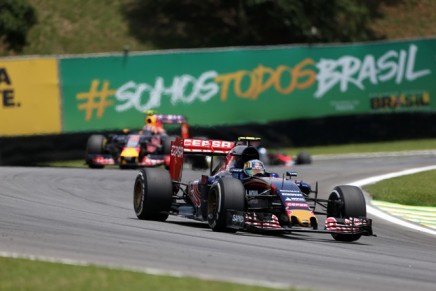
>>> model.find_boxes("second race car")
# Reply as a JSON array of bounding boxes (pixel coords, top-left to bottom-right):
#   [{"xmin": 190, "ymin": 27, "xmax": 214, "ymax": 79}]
[
  {"xmin": 85, "ymin": 112, "xmax": 189, "ymax": 169},
  {"xmin": 251, "ymin": 139, "xmax": 312, "ymax": 166}
]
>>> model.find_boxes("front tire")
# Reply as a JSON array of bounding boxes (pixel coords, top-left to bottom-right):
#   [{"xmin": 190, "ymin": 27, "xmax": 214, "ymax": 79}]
[
  {"xmin": 207, "ymin": 178, "xmax": 245, "ymax": 232},
  {"xmin": 86, "ymin": 135, "xmax": 106, "ymax": 169},
  {"xmin": 133, "ymin": 168, "xmax": 173, "ymax": 221},
  {"xmin": 327, "ymin": 185, "xmax": 366, "ymax": 242}
]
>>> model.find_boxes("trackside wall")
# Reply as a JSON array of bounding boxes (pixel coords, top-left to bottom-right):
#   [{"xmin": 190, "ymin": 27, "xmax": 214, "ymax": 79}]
[{"xmin": 1, "ymin": 38, "xmax": 436, "ymax": 164}]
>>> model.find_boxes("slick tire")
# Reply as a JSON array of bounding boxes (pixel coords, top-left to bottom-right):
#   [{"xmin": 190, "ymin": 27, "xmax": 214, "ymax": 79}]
[
  {"xmin": 207, "ymin": 178, "xmax": 245, "ymax": 232},
  {"xmin": 295, "ymin": 152, "xmax": 312, "ymax": 165},
  {"xmin": 86, "ymin": 134, "xmax": 106, "ymax": 169},
  {"xmin": 327, "ymin": 185, "xmax": 366, "ymax": 242},
  {"xmin": 162, "ymin": 135, "xmax": 177, "ymax": 155},
  {"xmin": 133, "ymin": 168, "xmax": 173, "ymax": 221}
]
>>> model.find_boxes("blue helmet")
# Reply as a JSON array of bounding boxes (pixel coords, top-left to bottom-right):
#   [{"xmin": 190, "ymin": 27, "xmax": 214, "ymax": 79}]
[{"xmin": 243, "ymin": 159, "xmax": 265, "ymax": 176}]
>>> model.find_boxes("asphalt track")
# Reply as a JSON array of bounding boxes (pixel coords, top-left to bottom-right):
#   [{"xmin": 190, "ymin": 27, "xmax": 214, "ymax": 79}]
[{"xmin": 1, "ymin": 153, "xmax": 436, "ymax": 291}]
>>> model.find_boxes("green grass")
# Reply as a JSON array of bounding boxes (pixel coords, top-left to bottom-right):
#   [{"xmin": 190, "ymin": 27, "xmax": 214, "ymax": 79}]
[
  {"xmin": 368, "ymin": 0, "xmax": 436, "ymax": 40},
  {"xmin": 22, "ymin": 0, "xmax": 154, "ymax": 56},
  {"xmin": 0, "ymin": 257, "xmax": 298, "ymax": 291},
  {"xmin": 1, "ymin": 0, "xmax": 435, "ymax": 56},
  {"xmin": 278, "ymin": 138, "xmax": 436, "ymax": 156},
  {"xmin": 364, "ymin": 170, "xmax": 436, "ymax": 207}
]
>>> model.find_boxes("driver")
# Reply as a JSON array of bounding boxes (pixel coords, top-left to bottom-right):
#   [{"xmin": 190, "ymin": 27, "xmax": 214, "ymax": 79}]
[
  {"xmin": 142, "ymin": 110, "xmax": 165, "ymax": 134},
  {"xmin": 243, "ymin": 159, "xmax": 266, "ymax": 177}
]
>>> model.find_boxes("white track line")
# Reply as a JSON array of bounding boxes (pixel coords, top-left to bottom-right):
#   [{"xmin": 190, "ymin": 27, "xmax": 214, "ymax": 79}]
[{"xmin": 347, "ymin": 165, "xmax": 436, "ymax": 236}]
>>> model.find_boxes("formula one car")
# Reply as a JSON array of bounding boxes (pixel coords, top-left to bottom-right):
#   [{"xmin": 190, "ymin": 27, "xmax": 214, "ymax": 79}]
[
  {"xmin": 257, "ymin": 146, "xmax": 312, "ymax": 167},
  {"xmin": 133, "ymin": 137, "xmax": 374, "ymax": 242},
  {"xmin": 85, "ymin": 114, "xmax": 189, "ymax": 169}
]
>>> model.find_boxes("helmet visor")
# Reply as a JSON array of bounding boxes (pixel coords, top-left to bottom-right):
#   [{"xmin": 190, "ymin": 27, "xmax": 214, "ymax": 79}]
[{"xmin": 245, "ymin": 168, "xmax": 265, "ymax": 176}]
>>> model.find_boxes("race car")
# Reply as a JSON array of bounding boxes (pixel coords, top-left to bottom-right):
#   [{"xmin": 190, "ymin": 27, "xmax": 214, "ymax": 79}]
[
  {"xmin": 133, "ymin": 137, "xmax": 374, "ymax": 242},
  {"xmin": 257, "ymin": 146, "xmax": 312, "ymax": 167},
  {"xmin": 85, "ymin": 114, "xmax": 189, "ymax": 169}
]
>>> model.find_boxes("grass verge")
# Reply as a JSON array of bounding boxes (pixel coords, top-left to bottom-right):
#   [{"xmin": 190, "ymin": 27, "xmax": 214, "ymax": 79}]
[
  {"xmin": 279, "ymin": 138, "xmax": 436, "ymax": 156},
  {"xmin": 0, "ymin": 257, "xmax": 297, "ymax": 291},
  {"xmin": 363, "ymin": 170, "xmax": 436, "ymax": 207}
]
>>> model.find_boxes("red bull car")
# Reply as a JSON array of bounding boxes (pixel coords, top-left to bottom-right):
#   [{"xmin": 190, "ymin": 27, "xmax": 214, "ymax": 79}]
[
  {"xmin": 133, "ymin": 137, "xmax": 374, "ymax": 242},
  {"xmin": 85, "ymin": 114, "xmax": 189, "ymax": 169}
]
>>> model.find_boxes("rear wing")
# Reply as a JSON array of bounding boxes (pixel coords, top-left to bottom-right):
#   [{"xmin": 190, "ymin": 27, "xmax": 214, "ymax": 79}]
[
  {"xmin": 156, "ymin": 114, "xmax": 186, "ymax": 124},
  {"xmin": 154, "ymin": 115, "xmax": 189, "ymax": 139},
  {"xmin": 183, "ymin": 138, "xmax": 234, "ymax": 155},
  {"xmin": 169, "ymin": 138, "xmax": 235, "ymax": 182}
]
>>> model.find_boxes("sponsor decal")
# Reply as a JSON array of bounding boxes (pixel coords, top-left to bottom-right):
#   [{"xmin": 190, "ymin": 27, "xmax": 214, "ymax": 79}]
[
  {"xmin": 1, "ymin": 59, "xmax": 61, "ymax": 135},
  {"xmin": 171, "ymin": 145, "xmax": 184, "ymax": 158},
  {"xmin": 280, "ymin": 189, "xmax": 301, "ymax": 193},
  {"xmin": 286, "ymin": 202, "xmax": 309, "ymax": 208},
  {"xmin": 285, "ymin": 197, "xmax": 305, "ymax": 201},
  {"xmin": 0, "ymin": 68, "xmax": 17, "ymax": 108},
  {"xmin": 290, "ymin": 197, "xmax": 306, "ymax": 202},
  {"xmin": 280, "ymin": 192, "xmax": 304, "ymax": 196},
  {"xmin": 232, "ymin": 214, "xmax": 245, "ymax": 224},
  {"xmin": 370, "ymin": 91, "xmax": 430, "ymax": 110},
  {"xmin": 184, "ymin": 139, "xmax": 233, "ymax": 149},
  {"xmin": 247, "ymin": 190, "xmax": 258, "ymax": 196}
]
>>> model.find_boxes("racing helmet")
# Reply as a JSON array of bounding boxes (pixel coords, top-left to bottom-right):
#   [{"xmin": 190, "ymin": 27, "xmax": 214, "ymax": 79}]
[
  {"xmin": 243, "ymin": 159, "xmax": 265, "ymax": 176},
  {"xmin": 145, "ymin": 114, "xmax": 157, "ymax": 127}
]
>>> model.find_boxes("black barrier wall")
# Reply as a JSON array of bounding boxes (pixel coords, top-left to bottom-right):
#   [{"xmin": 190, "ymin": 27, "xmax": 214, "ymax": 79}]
[{"xmin": 1, "ymin": 112, "xmax": 436, "ymax": 166}]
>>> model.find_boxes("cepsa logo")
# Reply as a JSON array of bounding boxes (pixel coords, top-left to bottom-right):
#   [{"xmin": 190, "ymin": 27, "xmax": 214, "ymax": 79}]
[
  {"xmin": 0, "ymin": 68, "xmax": 20, "ymax": 108},
  {"xmin": 184, "ymin": 139, "xmax": 234, "ymax": 149}
]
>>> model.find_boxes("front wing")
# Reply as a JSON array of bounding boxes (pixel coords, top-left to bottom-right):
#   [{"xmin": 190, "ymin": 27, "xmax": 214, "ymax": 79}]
[
  {"xmin": 226, "ymin": 210, "xmax": 374, "ymax": 236},
  {"xmin": 86, "ymin": 154, "xmax": 169, "ymax": 167}
]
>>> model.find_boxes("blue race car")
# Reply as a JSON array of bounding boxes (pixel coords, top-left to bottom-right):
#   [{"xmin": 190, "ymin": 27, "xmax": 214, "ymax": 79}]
[{"xmin": 133, "ymin": 137, "xmax": 374, "ymax": 242}]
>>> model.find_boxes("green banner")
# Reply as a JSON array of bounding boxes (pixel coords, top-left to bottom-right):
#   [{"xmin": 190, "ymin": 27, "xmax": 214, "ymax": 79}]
[{"xmin": 60, "ymin": 39, "xmax": 436, "ymax": 132}]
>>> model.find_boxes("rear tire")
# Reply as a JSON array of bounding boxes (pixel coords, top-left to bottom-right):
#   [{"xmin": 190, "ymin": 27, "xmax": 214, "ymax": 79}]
[
  {"xmin": 207, "ymin": 178, "xmax": 245, "ymax": 232},
  {"xmin": 327, "ymin": 185, "xmax": 366, "ymax": 242},
  {"xmin": 86, "ymin": 135, "xmax": 106, "ymax": 169},
  {"xmin": 162, "ymin": 135, "xmax": 177, "ymax": 155},
  {"xmin": 133, "ymin": 168, "xmax": 173, "ymax": 221},
  {"xmin": 295, "ymin": 152, "xmax": 311, "ymax": 165}
]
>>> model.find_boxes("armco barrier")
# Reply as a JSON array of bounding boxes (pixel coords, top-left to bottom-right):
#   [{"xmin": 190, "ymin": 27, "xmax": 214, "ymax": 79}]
[{"xmin": 2, "ymin": 112, "xmax": 436, "ymax": 165}]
